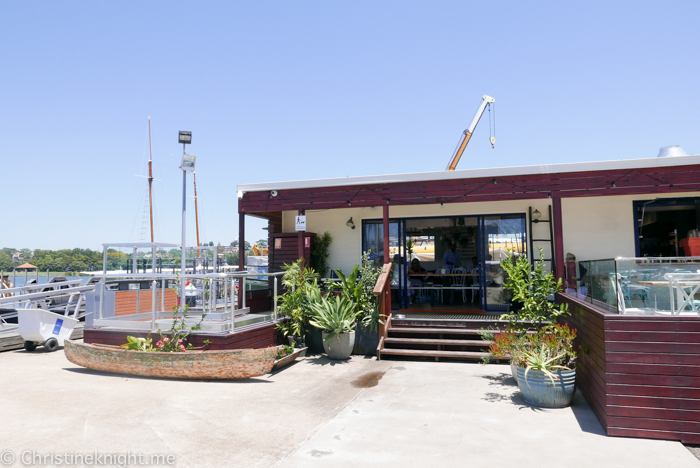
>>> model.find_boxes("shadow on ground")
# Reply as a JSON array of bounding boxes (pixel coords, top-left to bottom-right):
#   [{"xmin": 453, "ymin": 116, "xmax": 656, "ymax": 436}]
[
  {"xmin": 63, "ymin": 367, "xmax": 273, "ymax": 384},
  {"xmin": 478, "ymin": 368, "xmax": 609, "ymax": 436}
]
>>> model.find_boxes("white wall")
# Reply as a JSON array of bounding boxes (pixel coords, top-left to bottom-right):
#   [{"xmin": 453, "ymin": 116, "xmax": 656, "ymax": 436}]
[
  {"xmin": 561, "ymin": 191, "xmax": 700, "ymax": 261},
  {"xmin": 281, "ymin": 190, "xmax": 700, "ymax": 273}
]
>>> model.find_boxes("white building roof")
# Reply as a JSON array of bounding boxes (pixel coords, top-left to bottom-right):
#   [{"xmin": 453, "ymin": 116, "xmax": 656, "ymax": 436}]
[{"xmin": 237, "ymin": 154, "xmax": 700, "ymax": 194}]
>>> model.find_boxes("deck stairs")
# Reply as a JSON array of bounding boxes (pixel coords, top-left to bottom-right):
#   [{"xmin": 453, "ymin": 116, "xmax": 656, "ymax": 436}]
[{"xmin": 378, "ymin": 312, "xmax": 514, "ymax": 362}]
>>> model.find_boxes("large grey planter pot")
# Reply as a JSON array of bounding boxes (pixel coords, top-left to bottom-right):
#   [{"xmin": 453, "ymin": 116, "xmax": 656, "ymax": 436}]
[
  {"xmin": 353, "ymin": 325, "xmax": 379, "ymax": 356},
  {"xmin": 322, "ymin": 331, "xmax": 355, "ymax": 360},
  {"xmin": 510, "ymin": 362, "xmax": 519, "ymax": 384},
  {"xmin": 515, "ymin": 365, "xmax": 576, "ymax": 408}
]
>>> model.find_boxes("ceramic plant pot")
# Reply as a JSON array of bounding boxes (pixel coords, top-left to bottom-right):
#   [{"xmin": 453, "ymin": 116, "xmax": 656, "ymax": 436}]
[
  {"xmin": 322, "ymin": 330, "xmax": 355, "ymax": 360},
  {"xmin": 515, "ymin": 366, "xmax": 576, "ymax": 408},
  {"xmin": 510, "ymin": 362, "xmax": 519, "ymax": 384}
]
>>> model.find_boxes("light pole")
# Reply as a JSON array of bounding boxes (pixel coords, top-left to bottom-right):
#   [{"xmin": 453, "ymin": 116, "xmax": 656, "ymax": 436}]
[{"xmin": 178, "ymin": 131, "xmax": 195, "ymax": 308}]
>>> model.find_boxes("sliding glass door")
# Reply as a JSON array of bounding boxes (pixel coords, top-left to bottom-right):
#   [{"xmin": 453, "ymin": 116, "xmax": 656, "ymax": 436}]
[
  {"xmin": 362, "ymin": 214, "xmax": 527, "ymax": 311},
  {"xmin": 480, "ymin": 215, "xmax": 528, "ymax": 311}
]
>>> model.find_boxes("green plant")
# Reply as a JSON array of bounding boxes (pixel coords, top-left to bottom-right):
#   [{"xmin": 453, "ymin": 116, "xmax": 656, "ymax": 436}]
[
  {"xmin": 276, "ymin": 259, "xmax": 321, "ymax": 338},
  {"xmin": 276, "ymin": 344, "xmax": 295, "ymax": 359},
  {"xmin": 499, "ymin": 249, "xmax": 568, "ymax": 330},
  {"xmin": 511, "ymin": 323, "xmax": 577, "ymax": 387},
  {"xmin": 481, "ymin": 326, "xmax": 524, "ymax": 364},
  {"xmin": 520, "ymin": 344, "xmax": 570, "ymax": 387},
  {"xmin": 332, "ymin": 251, "xmax": 383, "ymax": 330},
  {"xmin": 121, "ymin": 336, "xmax": 154, "ymax": 351},
  {"xmin": 310, "ymin": 231, "xmax": 333, "ymax": 277},
  {"xmin": 308, "ymin": 295, "xmax": 360, "ymax": 341}
]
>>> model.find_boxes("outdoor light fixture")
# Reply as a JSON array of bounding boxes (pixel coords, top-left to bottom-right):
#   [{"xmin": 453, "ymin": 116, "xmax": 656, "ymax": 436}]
[
  {"xmin": 346, "ymin": 217, "xmax": 356, "ymax": 229},
  {"xmin": 178, "ymin": 131, "xmax": 192, "ymax": 145},
  {"xmin": 237, "ymin": 190, "xmax": 244, "ymax": 199},
  {"xmin": 180, "ymin": 153, "xmax": 196, "ymax": 172},
  {"xmin": 270, "ymin": 190, "xmax": 278, "ymax": 197},
  {"xmin": 532, "ymin": 209, "xmax": 542, "ymax": 219}
]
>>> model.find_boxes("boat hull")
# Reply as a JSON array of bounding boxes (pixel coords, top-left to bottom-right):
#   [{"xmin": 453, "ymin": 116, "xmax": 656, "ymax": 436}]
[{"xmin": 64, "ymin": 340, "xmax": 278, "ymax": 379}]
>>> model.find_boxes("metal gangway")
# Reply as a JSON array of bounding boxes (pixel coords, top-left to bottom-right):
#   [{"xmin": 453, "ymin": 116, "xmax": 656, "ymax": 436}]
[{"xmin": 0, "ymin": 280, "xmax": 95, "ymax": 331}]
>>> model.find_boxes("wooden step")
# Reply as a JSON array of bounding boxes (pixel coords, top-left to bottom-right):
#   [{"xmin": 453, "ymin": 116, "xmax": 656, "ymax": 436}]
[
  {"xmin": 389, "ymin": 327, "xmax": 499, "ymax": 335},
  {"xmin": 379, "ymin": 348, "xmax": 491, "ymax": 359},
  {"xmin": 384, "ymin": 337, "xmax": 492, "ymax": 346}
]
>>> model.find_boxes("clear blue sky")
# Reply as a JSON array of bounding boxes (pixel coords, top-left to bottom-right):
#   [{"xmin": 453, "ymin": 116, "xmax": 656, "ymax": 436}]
[{"xmin": 3, "ymin": 1, "xmax": 698, "ymax": 251}]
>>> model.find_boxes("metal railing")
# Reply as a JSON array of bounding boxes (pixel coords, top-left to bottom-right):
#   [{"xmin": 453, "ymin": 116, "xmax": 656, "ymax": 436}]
[{"xmin": 88, "ymin": 270, "xmax": 285, "ymax": 334}]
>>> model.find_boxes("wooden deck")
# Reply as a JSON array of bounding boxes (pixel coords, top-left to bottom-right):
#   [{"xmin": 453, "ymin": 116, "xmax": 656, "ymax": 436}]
[{"xmin": 560, "ymin": 292, "xmax": 700, "ymax": 445}]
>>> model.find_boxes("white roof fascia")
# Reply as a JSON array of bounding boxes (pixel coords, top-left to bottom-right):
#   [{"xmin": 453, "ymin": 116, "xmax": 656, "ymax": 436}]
[{"xmin": 237, "ymin": 154, "xmax": 700, "ymax": 194}]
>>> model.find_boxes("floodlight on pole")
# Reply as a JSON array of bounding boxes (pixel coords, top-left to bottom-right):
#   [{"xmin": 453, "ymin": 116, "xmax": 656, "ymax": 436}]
[{"xmin": 179, "ymin": 131, "xmax": 194, "ymax": 308}]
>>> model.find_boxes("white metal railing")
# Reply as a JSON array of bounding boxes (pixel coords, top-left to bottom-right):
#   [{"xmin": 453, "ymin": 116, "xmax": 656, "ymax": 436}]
[
  {"xmin": 88, "ymin": 270, "xmax": 285, "ymax": 334},
  {"xmin": 0, "ymin": 282, "xmax": 94, "ymax": 331}
]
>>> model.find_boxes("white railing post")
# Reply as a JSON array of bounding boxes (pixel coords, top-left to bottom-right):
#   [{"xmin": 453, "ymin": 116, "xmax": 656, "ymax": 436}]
[
  {"xmin": 242, "ymin": 276, "xmax": 246, "ymax": 310},
  {"xmin": 151, "ymin": 280, "xmax": 157, "ymax": 332},
  {"xmin": 99, "ymin": 278, "xmax": 105, "ymax": 319}
]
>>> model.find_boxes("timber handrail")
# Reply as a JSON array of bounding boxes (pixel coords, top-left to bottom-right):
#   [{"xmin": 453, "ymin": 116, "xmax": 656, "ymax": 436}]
[{"xmin": 374, "ymin": 263, "xmax": 392, "ymax": 359}]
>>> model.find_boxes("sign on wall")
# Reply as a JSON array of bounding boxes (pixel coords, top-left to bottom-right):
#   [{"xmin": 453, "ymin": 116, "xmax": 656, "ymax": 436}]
[{"xmin": 295, "ymin": 215, "xmax": 307, "ymax": 231}]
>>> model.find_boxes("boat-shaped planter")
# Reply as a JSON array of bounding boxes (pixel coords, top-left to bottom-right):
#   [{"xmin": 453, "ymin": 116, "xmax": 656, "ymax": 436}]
[
  {"xmin": 64, "ymin": 339, "xmax": 279, "ymax": 379},
  {"xmin": 273, "ymin": 346, "xmax": 307, "ymax": 370}
]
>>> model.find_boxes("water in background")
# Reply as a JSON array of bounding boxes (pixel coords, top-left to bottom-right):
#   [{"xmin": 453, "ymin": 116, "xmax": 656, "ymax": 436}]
[{"xmin": 4, "ymin": 275, "xmax": 92, "ymax": 288}]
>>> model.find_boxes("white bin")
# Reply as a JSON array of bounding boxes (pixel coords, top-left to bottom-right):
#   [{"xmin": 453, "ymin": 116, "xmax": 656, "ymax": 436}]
[{"xmin": 18, "ymin": 308, "xmax": 79, "ymax": 352}]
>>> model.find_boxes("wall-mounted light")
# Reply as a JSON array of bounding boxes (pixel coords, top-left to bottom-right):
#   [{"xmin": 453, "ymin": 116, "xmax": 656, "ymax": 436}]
[
  {"xmin": 532, "ymin": 209, "xmax": 542, "ymax": 223},
  {"xmin": 237, "ymin": 190, "xmax": 244, "ymax": 199},
  {"xmin": 346, "ymin": 217, "xmax": 356, "ymax": 229},
  {"xmin": 270, "ymin": 190, "xmax": 278, "ymax": 197}
]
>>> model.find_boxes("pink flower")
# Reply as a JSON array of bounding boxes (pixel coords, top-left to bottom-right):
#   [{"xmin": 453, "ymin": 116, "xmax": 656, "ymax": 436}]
[
  {"xmin": 163, "ymin": 337, "xmax": 169, "ymax": 342},
  {"xmin": 180, "ymin": 345, "xmax": 186, "ymax": 351}
]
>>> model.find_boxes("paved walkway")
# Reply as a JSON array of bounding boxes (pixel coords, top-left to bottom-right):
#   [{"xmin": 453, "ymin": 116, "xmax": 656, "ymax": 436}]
[{"xmin": 0, "ymin": 348, "xmax": 697, "ymax": 468}]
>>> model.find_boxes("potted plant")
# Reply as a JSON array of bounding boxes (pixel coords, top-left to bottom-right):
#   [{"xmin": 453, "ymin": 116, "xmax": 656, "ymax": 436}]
[
  {"xmin": 308, "ymin": 295, "xmax": 359, "ymax": 360},
  {"xmin": 511, "ymin": 324, "xmax": 577, "ymax": 408},
  {"xmin": 490, "ymin": 249, "xmax": 575, "ymax": 398},
  {"xmin": 331, "ymin": 251, "xmax": 383, "ymax": 355}
]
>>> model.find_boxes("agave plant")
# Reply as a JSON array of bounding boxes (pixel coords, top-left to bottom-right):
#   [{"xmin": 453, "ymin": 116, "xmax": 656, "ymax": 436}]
[
  {"xmin": 308, "ymin": 295, "xmax": 359, "ymax": 342},
  {"xmin": 520, "ymin": 344, "xmax": 571, "ymax": 388}
]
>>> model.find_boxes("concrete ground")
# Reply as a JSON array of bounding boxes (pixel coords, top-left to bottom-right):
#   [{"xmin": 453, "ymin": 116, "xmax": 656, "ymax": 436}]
[{"xmin": 0, "ymin": 348, "xmax": 698, "ymax": 468}]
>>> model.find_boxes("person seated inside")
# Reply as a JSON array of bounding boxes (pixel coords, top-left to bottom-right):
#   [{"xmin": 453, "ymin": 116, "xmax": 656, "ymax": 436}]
[
  {"xmin": 408, "ymin": 258, "xmax": 428, "ymax": 303},
  {"xmin": 465, "ymin": 256, "xmax": 479, "ymax": 272}
]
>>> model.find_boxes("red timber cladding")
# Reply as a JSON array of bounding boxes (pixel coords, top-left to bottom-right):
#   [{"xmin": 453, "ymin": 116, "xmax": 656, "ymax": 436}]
[
  {"xmin": 239, "ymin": 164, "xmax": 700, "ymax": 213},
  {"xmin": 560, "ymin": 293, "xmax": 700, "ymax": 444},
  {"xmin": 115, "ymin": 290, "xmax": 178, "ymax": 317},
  {"xmin": 246, "ymin": 288, "xmax": 272, "ymax": 314},
  {"xmin": 269, "ymin": 232, "xmax": 315, "ymax": 276},
  {"xmin": 84, "ymin": 322, "xmax": 282, "ymax": 351}
]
